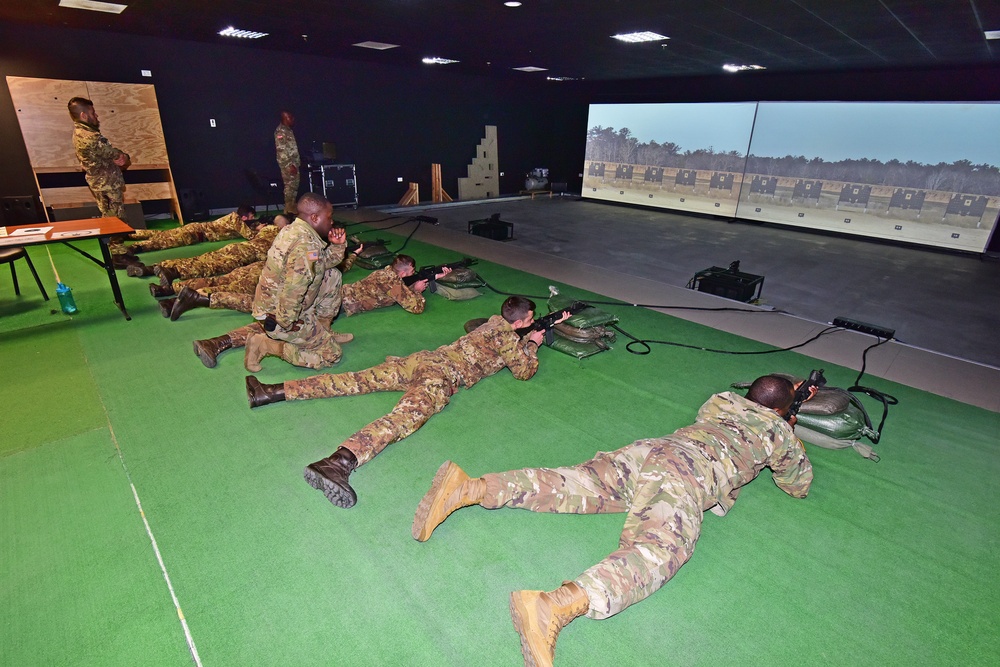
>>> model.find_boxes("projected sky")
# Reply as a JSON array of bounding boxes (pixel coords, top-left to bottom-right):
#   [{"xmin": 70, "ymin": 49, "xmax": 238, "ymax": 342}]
[
  {"xmin": 749, "ymin": 102, "xmax": 1000, "ymax": 165},
  {"xmin": 586, "ymin": 103, "xmax": 757, "ymax": 155}
]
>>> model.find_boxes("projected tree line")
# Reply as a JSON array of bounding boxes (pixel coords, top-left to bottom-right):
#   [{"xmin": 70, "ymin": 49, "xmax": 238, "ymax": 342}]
[
  {"xmin": 746, "ymin": 155, "xmax": 1000, "ymax": 197},
  {"xmin": 585, "ymin": 126, "xmax": 747, "ymax": 173}
]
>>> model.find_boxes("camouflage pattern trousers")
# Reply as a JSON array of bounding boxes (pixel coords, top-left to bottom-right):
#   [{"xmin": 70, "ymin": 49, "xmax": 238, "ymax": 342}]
[
  {"xmin": 128, "ymin": 220, "xmax": 239, "ymax": 253},
  {"xmin": 90, "ymin": 184, "xmax": 126, "ymax": 221},
  {"xmin": 283, "ymin": 172, "xmax": 300, "ymax": 214},
  {"xmin": 159, "ymin": 242, "xmax": 260, "ymax": 281},
  {"xmin": 228, "ymin": 314, "xmax": 343, "ymax": 369},
  {"xmin": 176, "ymin": 261, "xmax": 260, "ymax": 313},
  {"xmin": 285, "ymin": 352, "xmax": 456, "ymax": 466},
  {"xmin": 481, "ymin": 439, "xmax": 712, "ymax": 620}
]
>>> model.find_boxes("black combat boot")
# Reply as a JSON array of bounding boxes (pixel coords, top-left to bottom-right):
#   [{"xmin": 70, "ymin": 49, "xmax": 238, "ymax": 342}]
[
  {"xmin": 154, "ymin": 264, "xmax": 181, "ymax": 287},
  {"xmin": 192, "ymin": 334, "xmax": 233, "ymax": 368},
  {"xmin": 170, "ymin": 286, "xmax": 211, "ymax": 321},
  {"xmin": 125, "ymin": 262, "xmax": 155, "ymax": 277},
  {"xmin": 158, "ymin": 298, "xmax": 176, "ymax": 318},
  {"xmin": 149, "ymin": 283, "xmax": 175, "ymax": 299},
  {"xmin": 303, "ymin": 448, "xmax": 359, "ymax": 509},
  {"xmin": 245, "ymin": 375, "xmax": 286, "ymax": 408},
  {"xmin": 111, "ymin": 251, "xmax": 139, "ymax": 269}
]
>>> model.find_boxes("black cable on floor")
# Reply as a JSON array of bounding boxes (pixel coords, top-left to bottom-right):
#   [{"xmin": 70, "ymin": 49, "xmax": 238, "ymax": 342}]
[{"xmin": 847, "ymin": 337, "xmax": 898, "ymax": 444}]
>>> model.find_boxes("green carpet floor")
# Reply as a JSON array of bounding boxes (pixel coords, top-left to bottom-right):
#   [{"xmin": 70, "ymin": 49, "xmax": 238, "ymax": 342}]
[{"xmin": 2, "ymin": 225, "xmax": 998, "ymax": 666}]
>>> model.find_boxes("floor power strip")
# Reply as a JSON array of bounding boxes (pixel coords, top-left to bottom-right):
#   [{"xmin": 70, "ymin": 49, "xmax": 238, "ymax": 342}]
[{"xmin": 832, "ymin": 316, "xmax": 896, "ymax": 340}]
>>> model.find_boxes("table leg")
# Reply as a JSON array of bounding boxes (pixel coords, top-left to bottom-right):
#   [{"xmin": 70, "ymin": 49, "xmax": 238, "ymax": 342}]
[{"xmin": 99, "ymin": 236, "xmax": 131, "ymax": 320}]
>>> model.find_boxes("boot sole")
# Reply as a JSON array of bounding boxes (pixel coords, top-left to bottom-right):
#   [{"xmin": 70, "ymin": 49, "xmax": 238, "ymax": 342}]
[
  {"xmin": 303, "ymin": 465, "xmax": 357, "ymax": 508},
  {"xmin": 510, "ymin": 591, "xmax": 547, "ymax": 667},
  {"xmin": 192, "ymin": 340, "xmax": 218, "ymax": 368},
  {"xmin": 411, "ymin": 460, "xmax": 460, "ymax": 541}
]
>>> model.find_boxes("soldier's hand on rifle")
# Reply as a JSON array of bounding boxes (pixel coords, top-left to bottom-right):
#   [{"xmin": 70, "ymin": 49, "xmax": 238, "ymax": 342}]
[
  {"xmin": 435, "ymin": 266, "xmax": 453, "ymax": 280},
  {"xmin": 412, "ymin": 279, "xmax": 430, "ymax": 293},
  {"xmin": 528, "ymin": 329, "xmax": 546, "ymax": 347}
]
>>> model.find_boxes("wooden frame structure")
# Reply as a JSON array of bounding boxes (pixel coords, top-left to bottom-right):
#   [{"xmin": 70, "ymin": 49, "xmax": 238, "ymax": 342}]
[{"xmin": 6, "ymin": 76, "xmax": 183, "ymax": 223}]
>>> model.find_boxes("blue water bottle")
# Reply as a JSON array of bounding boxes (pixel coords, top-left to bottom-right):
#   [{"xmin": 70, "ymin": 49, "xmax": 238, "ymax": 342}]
[{"xmin": 56, "ymin": 282, "xmax": 78, "ymax": 314}]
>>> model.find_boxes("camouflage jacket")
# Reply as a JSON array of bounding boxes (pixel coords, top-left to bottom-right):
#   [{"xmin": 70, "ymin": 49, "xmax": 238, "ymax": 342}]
[
  {"xmin": 253, "ymin": 218, "xmax": 345, "ymax": 328},
  {"xmin": 73, "ymin": 120, "xmax": 127, "ymax": 191},
  {"xmin": 419, "ymin": 314, "xmax": 538, "ymax": 389},
  {"xmin": 244, "ymin": 223, "xmax": 281, "ymax": 261},
  {"xmin": 341, "ymin": 266, "xmax": 425, "ymax": 316},
  {"xmin": 274, "ymin": 123, "xmax": 300, "ymax": 172},
  {"xmin": 667, "ymin": 391, "xmax": 813, "ymax": 517}
]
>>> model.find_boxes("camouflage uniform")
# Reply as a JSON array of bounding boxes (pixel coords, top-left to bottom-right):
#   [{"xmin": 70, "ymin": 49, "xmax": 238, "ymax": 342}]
[
  {"xmin": 72, "ymin": 120, "xmax": 128, "ymax": 220},
  {"xmin": 341, "ymin": 266, "xmax": 425, "ymax": 316},
  {"xmin": 284, "ymin": 314, "xmax": 538, "ymax": 465},
  {"xmin": 158, "ymin": 224, "xmax": 280, "ymax": 281},
  {"xmin": 172, "ymin": 261, "xmax": 262, "ymax": 313},
  {"xmin": 252, "ymin": 217, "xmax": 346, "ymax": 369},
  {"xmin": 275, "ymin": 123, "xmax": 300, "ymax": 213},
  {"xmin": 114, "ymin": 211, "xmax": 253, "ymax": 255},
  {"xmin": 480, "ymin": 392, "xmax": 812, "ymax": 620}
]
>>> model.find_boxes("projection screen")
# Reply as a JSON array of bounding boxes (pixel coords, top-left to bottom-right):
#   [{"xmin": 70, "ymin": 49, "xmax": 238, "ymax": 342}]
[{"xmin": 582, "ymin": 102, "xmax": 1000, "ymax": 253}]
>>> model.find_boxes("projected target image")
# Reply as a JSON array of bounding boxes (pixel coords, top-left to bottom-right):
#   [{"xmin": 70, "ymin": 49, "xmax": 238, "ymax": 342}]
[
  {"xmin": 583, "ymin": 101, "xmax": 1000, "ymax": 253},
  {"xmin": 583, "ymin": 103, "xmax": 757, "ymax": 217},
  {"xmin": 738, "ymin": 102, "xmax": 1000, "ymax": 251}
]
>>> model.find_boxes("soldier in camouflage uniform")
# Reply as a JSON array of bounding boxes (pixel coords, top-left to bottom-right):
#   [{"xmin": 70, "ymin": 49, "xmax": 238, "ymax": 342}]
[
  {"xmin": 161, "ymin": 238, "xmax": 365, "ymax": 321},
  {"xmin": 68, "ymin": 97, "xmax": 131, "ymax": 221},
  {"xmin": 189, "ymin": 193, "xmax": 352, "ymax": 371},
  {"xmin": 109, "ymin": 205, "xmax": 257, "ymax": 260},
  {"xmin": 275, "ymin": 111, "xmax": 300, "ymax": 215},
  {"xmin": 410, "ymin": 375, "xmax": 813, "ymax": 667},
  {"xmin": 183, "ymin": 253, "xmax": 441, "ymax": 319},
  {"xmin": 126, "ymin": 215, "xmax": 287, "ymax": 283},
  {"xmin": 339, "ymin": 254, "xmax": 449, "ymax": 316},
  {"xmin": 243, "ymin": 296, "xmax": 569, "ymax": 510}
]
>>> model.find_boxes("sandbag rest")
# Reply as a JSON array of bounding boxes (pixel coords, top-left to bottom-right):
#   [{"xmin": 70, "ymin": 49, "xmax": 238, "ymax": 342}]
[{"xmin": 732, "ymin": 373, "xmax": 880, "ymax": 461}]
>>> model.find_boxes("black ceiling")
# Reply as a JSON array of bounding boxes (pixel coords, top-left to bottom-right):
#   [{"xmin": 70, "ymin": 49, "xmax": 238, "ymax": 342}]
[{"xmin": 3, "ymin": 0, "xmax": 999, "ymax": 81}]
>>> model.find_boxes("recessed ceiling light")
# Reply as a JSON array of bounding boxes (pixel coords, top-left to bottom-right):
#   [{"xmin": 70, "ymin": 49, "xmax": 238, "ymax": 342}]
[
  {"xmin": 58, "ymin": 0, "xmax": 127, "ymax": 14},
  {"xmin": 985, "ymin": 30, "xmax": 1000, "ymax": 40},
  {"xmin": 611, "ymin": 31, "xmax": 669, "ymax": 43},
  {"xmin": 504, "ymin": 1, "xmax": 522, "ymax": 6},
  {"xmin": 722, "ymin": 63, "xmax": 766, "ymax": 72},
  {"xmin": 513, "ymin": 66, "xmax": 548, "ymax": 72},
  {"xmin": 353, "ymin": 41, "xmax": 400, "ymax": 50},
  {"xmin": 546, "ymin": 76, "xmax": 580, "ymax": 81},
  {"xmin": 218, "ymin": 26, "xmax": 268, "ymax": 39},
  {"xmin": 422, "ymin": 57, "xmax": 459, "ymax": 65}
]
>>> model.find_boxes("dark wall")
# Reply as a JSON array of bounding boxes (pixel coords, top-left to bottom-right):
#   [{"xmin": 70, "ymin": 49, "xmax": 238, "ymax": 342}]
[
  {"xmin": 1, "ymin": 19, "xmax": 998, "ymax": 250},
  {"xmin": 0, "ymin": 23, "xmax": 589, "ymax": 210}
]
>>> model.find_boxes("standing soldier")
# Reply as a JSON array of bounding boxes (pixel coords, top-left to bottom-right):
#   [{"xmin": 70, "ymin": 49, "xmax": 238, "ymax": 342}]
[
  {"xmin": 68, "ymin": 97, "xmax": 131, "ymax": 221},
  {"xmin": 275, "ymin": 110, "xmax": 300, "ymax": 215}
]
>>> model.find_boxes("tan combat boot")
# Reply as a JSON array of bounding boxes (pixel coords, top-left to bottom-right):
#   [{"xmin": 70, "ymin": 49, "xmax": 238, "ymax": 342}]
[
  {"xmin": 319, "ymin": 316, "xmax": 354, "ymax": 344},
  {"xmin": 509, "ymin": 581, "xmax": 589, "ymax": 667},
  {"xmin": 244, "ymin": 333, "xmax": 285, "ymax": 372},
  {"xmin": 411, "ymin": 460, "xmax": 486, "ymax": 541}
]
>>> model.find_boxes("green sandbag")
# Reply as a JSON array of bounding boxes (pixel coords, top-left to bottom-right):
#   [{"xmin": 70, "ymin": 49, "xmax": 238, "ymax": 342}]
[
  {"xmin": 548, "ymin": 336, "xmax": 609, "ymax": 359},
  {"xmin": 436, "ymin": 267, "xmax": 486, "ymax": 289},
  {"xmin": 547, "ymin": 294, "xmax": 618, "ymax": 329},
  {"xmin": 433, "ymin": 284, "xmax": 482, "ymax": 301}
]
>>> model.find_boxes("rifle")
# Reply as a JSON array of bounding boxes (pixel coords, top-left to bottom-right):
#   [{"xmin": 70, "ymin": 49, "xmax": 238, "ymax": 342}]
[
  {"xmin": 402, "ymin": 257, "xmax": 477, "ymax": 286},
  {"xmin": 786, "ymin": 368, "xmax": 826, "ymax": 422},
  {"xmin": 514, "ymin": 301, "xmax": 590, "ymax": 340}
]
